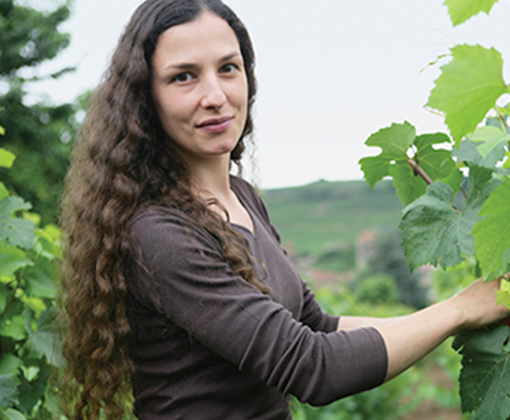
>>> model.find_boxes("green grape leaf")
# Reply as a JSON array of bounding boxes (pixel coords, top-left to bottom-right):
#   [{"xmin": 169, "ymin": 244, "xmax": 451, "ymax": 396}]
[
  {"xmin": 18, "ymin": 369, "xmax": 50, "ymax": 416},
  {"xmin": 360, "ymin": 123, "xmax": 455, "ymax": 205},
  {"xmin": 400, "ymin": 182, "xmax": 459, "ymax": 270},
  {"xmin": 496, "ymin": 278, "xmax": 510, "ymax": 309},
  {"xmin": 452, "ymin": 324, "xmax": 510, "ymax": 419},
  {"xmin": 25, "ymin": 309, "xmax": 62, "ymax": 367},
  {"xmin": 0, "ymin": 283, "xmax": 8, "ymax": 312},
  {"xmin": 427, "ymin": 45, "xmax": 507, "ymax": 144},
  {"xmin": 469, "ymin": 125, "xmax": 510, "ymax": 159},
  {"xmin": 0, "ymin": 197, "xmax": 34, "ymax": 249},
  {"xmin": 487, "ymin": 115, "xmax": 510, "ymax": 135},
  {"xmin": 0, "ymin": 374, "xmax": 20, "ymax": 407},
  {"xmin": 2, "ymin": 408, "xmax": 27, "ymax": 420},
  {"xmin": 389, "ymin": 161, "xmax": 427, "ymax": 206},
  {"xmin": 0, "ymin": 182, "xmax": 8, "ymax": 201},
  {"xmin": 34, "ymin": 225, "xmax": 62, "ymax": 260},
  {"xmin": 454, "ymin": 137, "xmax": 507, "ymax": 169},
  {"xmin": 0, "ymin": 148, "xmax": 15, "ymax": 168},
  {"xmin": 1, "ymin": 315, "xmax": 27, "ymax": 340},
  {"xmin": 444, "ymin": 0, "xmax": 500, "ymax": 26},
  {"xmin": 400, "ymin": 169, "xmax": 498, "ymax": 270},
  {"xmin": 359, "ymin": 121, "xmax": 416, "ymax": 187},
  {"xmin": 0, "ymin": 245, "xmax": 33, "ymax": 283},
  {"xmin": 0, "ymin": 354, "xmax": 22, "ymax": 375},
  {"xmin": 415, "ymin": 133, "xmax": 455, "ymax": 178},
  {"xmin": 505, "ymin": 151, "xmax": 510, "ymax": 169},
  {"xmin": 0, "ymin": 197, "xmax": 32, "ymax": 218},
  {"xmin": 473, "ymin": 179, "xmax": 510, "ymax": 279},
  {"xmin": 440, "ymin": 166, "xmax": 463, "ymax": 194},
  {"xmin": 27, "ymin": 270, "xmax": 57, "ymax": 299}
]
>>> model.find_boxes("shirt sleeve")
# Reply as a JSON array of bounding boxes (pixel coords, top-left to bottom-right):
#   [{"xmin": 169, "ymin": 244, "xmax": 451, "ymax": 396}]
[
  {"xmin": 300, "ymin": 282, "xmax": 339, "ymax": 333},
  {"xmin": 129, "ymin": 209, "xmax": 388, "ymax": 406}
]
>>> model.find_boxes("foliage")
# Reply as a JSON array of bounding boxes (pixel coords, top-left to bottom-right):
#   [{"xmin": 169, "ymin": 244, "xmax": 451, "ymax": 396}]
[
  {"xmin": 472, "ymin": 179, "xmax": 510, "ymax": 279},
  {"xmin": 426, "ymin": 45, "xmax": 507, "ymax": 144},
  {"xmin": 354, "ymin": 274, "xmax": 400, "ymax": 305},
  {"xmin": 0, "ymin": 0, "xmax": 81, "ymax": 224},
  {"xmin": 359, "ymin": 1, "xmax": 510, "ymax": 418},
  {"xmin": 400, "ymin": 170, "xmax": 499, "ymax": 271},
  {"xmin": 0, "ymin": 146, "xmax": 63, "ymax": 419},
  {"xmin": 453, "ymin": 325, "xmax": 510, "ymax": 420},
  {"xmin": 358, "ymin": 229, "xmax": 429, "ymax": 309},
  {"xmin": 444, "ymin": 0, "xmax": 500, "ymax": 26},
  {"xmin": 359, "ymin": 123, "xmax": 456, "ymax": 206}
]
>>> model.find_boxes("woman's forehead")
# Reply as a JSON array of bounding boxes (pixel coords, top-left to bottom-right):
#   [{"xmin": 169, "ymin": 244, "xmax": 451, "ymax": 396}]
[{"xmin": 153, "ymin": 12, "xmax": 240, "ymax": 63}]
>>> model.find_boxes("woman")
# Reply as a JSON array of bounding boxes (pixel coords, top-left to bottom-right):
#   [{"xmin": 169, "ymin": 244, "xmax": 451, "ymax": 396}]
[{"xmin": 60, "ymin": 0, "xmax": 508, "ymax": 419}]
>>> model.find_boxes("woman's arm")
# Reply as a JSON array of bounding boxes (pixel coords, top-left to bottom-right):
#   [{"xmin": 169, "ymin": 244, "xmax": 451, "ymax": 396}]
[
  {"xmin": 337, "ymin": 315, "xmax": 408, "ymax": 331},
  {"xmin": 341, "ymin": 278, "xmax": 507, "ymax": 381}
]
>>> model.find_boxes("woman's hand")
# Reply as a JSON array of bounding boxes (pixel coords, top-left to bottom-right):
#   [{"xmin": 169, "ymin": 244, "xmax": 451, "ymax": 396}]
[{"xmin": 449, "ymin": 276, "xmax": 509, "ymax": 332}]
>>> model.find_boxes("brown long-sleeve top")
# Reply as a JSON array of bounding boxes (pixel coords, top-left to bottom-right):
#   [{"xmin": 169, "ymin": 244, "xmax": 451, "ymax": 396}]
[{"xmin": 126, "ymin": 176, "xmax": 388, "ymax": 419}]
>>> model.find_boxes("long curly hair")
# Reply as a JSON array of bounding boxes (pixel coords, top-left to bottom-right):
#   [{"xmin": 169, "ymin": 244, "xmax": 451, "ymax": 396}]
[{"xmin": 59, "ymin": 1, "xmax": 265, "ymax": 418}]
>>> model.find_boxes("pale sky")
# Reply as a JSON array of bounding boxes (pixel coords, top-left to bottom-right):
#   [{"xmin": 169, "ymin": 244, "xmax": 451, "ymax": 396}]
[{"xmin": 28, "ymin": 0, "xmax": 510, "ymax": 188}]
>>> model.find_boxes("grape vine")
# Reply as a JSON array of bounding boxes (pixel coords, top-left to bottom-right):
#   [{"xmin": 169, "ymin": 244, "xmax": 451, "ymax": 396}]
[
  {"xmin": 0, "ymin": 139, "xmax": 63, "ymax": 419},
  {"xmin": 359, "ymin": 1, "xmax": 510, "ymax": 419}
]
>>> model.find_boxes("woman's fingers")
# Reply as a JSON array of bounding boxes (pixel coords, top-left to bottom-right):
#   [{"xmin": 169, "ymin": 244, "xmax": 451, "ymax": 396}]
[{"xmin": 453, "ymin": 278, "xmax": 509, "ymax": 330}]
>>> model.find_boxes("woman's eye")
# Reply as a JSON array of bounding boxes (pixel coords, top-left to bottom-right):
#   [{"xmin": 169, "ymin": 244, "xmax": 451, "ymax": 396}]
[
  {"xmin": 172, "ymin": 72, "xmax": 193, "ymax": 83},
  {"xmin": 219, "ymin": 63, "xmax": 238, "ymax": 74}
]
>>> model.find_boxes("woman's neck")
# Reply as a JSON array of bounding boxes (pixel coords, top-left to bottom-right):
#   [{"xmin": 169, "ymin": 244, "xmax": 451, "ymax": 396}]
[
  {"xmin": 187, "ymin": 155, "xmax": 232, "ymax": 200},
  {"xmin": 186, "ymin": 156, "xmax": 253, "ymax": 233}
]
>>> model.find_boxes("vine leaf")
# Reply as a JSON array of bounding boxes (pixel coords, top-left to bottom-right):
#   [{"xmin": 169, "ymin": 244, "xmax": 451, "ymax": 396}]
[
  {"xmin": 359, "ymin": 122, "xmax": 455, "ymax": 205},
  {"xmin": 454, "ymin": 137, "xmax": 507, "ymax": 169},
  {"xmin": 469, "ymin": 126, "xmax": 510, "ymax": 160},
  {"xmin": 426, "ymin": 45, "xmax": 507, "ymax": 144},
  {"xmin": 2, "ymin": 408, "xmax": 27, "ymax": 420},
  {"xmin": 0, "ymin": 245, "xmax": 33, "ymax": 283},
  {"xmin": 359, "ymin": 121, "xmax": 416, "ymax": 187},
  {"xmin": 452, "ymin": 324, "xmax": 510, "ymax": 420},
  {"xmin": 497, "ymin": 278, "xmax": 510, "ymax": 309},
  {"xmin": 0, "ymin": 354, "xmax": 22, "ymax": 407},
  {"xmin": 0, "ymin": 374, "xmax": 21, "ymax": 408},
  {"xmin": 444, "ymin": 0, "xmax": 501, "ymax": 26},
  {"xmin": 0, "ymin": 197, "xmax": 34, "ymax": 249},
  {"xmin": 0, "ymin": 148, "xmax": 15, "ymax": 168},
  {"xmin": 0, "ymin": 182, "xmax": 9, "ymax": 201},
  {"xmin": 25, "ymin": 308, "xmax": 62, "ymax": 367},
  {"xmin": 399, "ymin": 167, "xmax": 499, "ymax": 270},
  {"xmin": 473, "ymin": 179, "xmax": 510, "ymax": 279}
]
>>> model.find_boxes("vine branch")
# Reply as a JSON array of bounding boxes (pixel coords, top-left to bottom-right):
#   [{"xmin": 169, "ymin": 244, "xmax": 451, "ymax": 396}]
[
  {"xmin": 408, "ymin": 158, "xmax": 433, "ymax": 185},
  {"xmin": 407, "ymin": 158, "xmax": 465, "ymax": 209}
]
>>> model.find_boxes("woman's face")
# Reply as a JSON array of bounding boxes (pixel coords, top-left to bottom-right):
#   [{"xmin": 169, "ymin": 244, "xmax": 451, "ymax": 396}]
[{"xmin": 151, "ymin": 12, "xmax": 249, "ymax": 165}]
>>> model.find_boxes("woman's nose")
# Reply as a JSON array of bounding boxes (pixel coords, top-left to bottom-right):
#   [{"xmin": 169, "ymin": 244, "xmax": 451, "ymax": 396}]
[{"xmin": 200, "ymin": 75, "xmax": 227, "ymax": 109}]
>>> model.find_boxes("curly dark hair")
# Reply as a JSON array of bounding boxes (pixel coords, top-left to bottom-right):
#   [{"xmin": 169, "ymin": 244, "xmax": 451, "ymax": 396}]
[{"xmin": 59, "ymin": 0, "xmax": 265, "ymax": 418}]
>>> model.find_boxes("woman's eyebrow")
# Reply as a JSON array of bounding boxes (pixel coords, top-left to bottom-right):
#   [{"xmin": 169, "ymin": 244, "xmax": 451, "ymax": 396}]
[
  {"xmin": 164, "ymin": 52, "xmax": 242, "ymax": 71},
  {"xmin": 219, "ymin": 52, "xmax": 242, "ymax": 62}
]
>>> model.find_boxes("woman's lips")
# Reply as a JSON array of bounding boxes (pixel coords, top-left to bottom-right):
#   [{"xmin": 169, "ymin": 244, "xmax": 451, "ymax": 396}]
[{"xmin": 197, "ymin": 117, "xmax": 233, "ymax": 134}]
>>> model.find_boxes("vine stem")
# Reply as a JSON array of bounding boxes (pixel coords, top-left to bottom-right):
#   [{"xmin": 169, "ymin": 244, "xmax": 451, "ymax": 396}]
[
  {"xmin": 407, "ymin": 158, "xmax": 433, "ymax": 185},
  {"xmin": 407, "ymin": 158, "xmax": 463, "ymax": 211}
]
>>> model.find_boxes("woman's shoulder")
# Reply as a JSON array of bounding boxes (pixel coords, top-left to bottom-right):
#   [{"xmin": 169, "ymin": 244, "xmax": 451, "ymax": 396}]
[
  {"xmin": 230, "ymin": 175, "xmax": 265, "ymax": 209},
  {"xmin": 129, "ymin": 204, "xmax": 217, "ymax": 252},
  {"xmin": 230, "ymin": 174, "xmax": 256, "ymax": 195},
  {"xmin": 130, "ymin": 204, "xmax": 188, "ymax": 231}
]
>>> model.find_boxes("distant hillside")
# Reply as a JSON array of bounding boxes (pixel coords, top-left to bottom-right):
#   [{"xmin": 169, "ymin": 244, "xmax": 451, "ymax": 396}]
[{"xmin": 262, "ymin": 179, "xmax": 403, "ymax": 258}]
